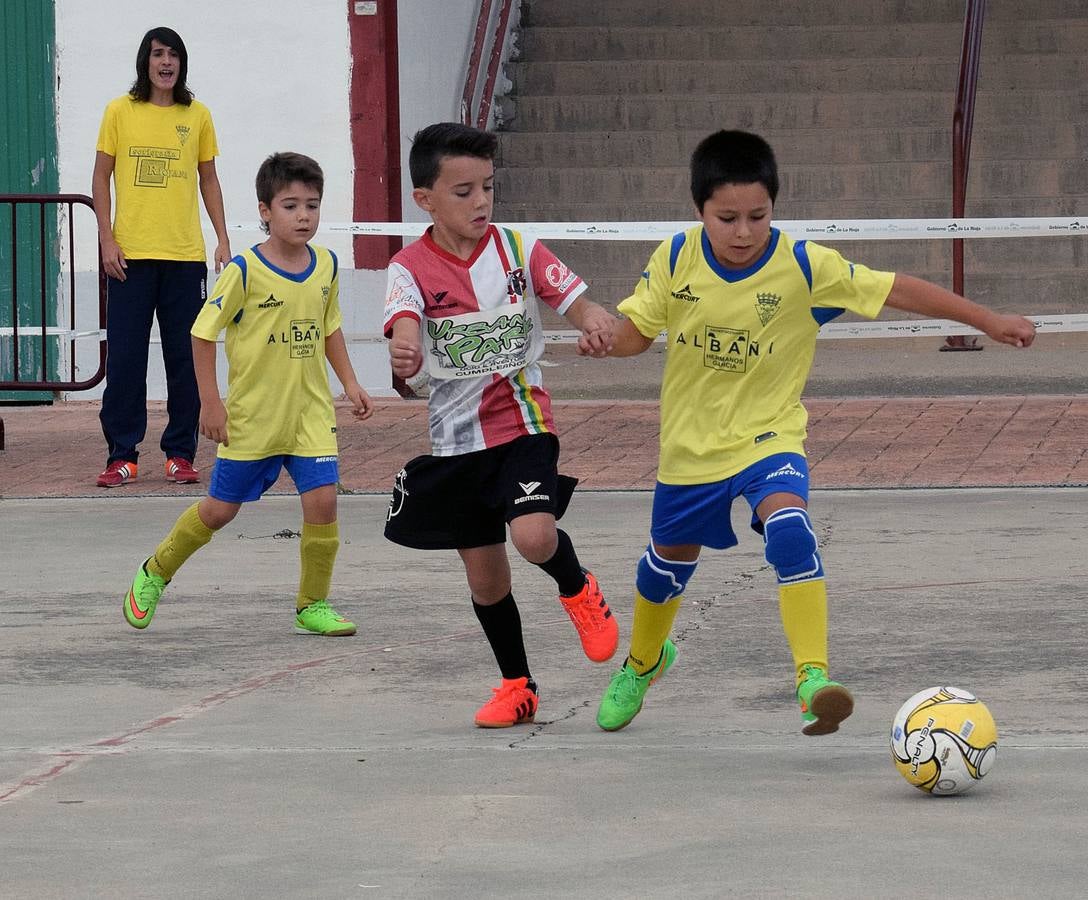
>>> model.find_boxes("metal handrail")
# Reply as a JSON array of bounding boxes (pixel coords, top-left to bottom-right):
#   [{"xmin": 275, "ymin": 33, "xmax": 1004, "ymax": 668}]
[
  {"xmin": 946, "ymin": 0, "xmax": 987, "ymax": 349},
  {"xmin": 460, "ymin": 0, "xmax": 514, "ymax": 129},
  {"xmin": 0, "ymin": 193, "xmax": 106, "ymax": 391}
]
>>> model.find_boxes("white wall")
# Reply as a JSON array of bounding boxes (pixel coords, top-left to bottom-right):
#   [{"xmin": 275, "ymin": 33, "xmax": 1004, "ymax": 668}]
[
  {"xmin": 52, "ymin": 0, "xmax": 495, "ymax": 397},
  {"xmin": 395, "ymin": 0, "xmax": 479, "ymax": 221}
]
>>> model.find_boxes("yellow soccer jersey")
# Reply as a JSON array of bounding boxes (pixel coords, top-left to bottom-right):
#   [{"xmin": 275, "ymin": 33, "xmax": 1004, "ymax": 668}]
[
  {"xmin": 191, "ymin": 245, "xmax": 343, "ymax": 460},
  {"xmin": 619, "ymin": 226, "xmax": 894, "ymax": 484},
  {"xmin": 96, "ymin": 96, "xmax": 218, "ymax": 261}
]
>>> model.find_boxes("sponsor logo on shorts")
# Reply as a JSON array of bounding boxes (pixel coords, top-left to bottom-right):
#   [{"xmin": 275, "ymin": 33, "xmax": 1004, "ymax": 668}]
[
  {"xmin": 313, "ymin": 456, "xmax": 337, "ymax": 463},
  {"xmin": 386, "ymin": 468, "xmax": 409, "ymax": 521},
  {"xmin": 514, "ymin": 479, "xmax": 550, "ymax": 505},
  {"xmin": 765, "ymin": 461, "xmax": 804, "ymax": 480}
]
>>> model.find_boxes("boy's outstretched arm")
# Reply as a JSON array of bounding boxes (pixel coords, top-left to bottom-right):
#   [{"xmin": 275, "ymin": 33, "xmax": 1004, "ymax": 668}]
[
  {"xmin": 325, "ymin": 328, "xmax": 374, "ymax": 420},
  {"xmin": 884, "ymin": 274, "xmax": 1036, "ymax": 348},
  {"xmin": 193, "ymin": 336, "xmax": 229, "ymax": 446}
]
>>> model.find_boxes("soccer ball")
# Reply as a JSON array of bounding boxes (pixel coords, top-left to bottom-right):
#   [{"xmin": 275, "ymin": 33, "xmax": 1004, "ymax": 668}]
[{"xmin": 890, "ymin": 686, "xmax": 998, "ymax": 795}]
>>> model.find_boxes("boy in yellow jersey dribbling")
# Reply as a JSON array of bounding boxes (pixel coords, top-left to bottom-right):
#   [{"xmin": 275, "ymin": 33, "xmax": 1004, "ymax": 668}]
[
  {"xmin": 589, "ymin": 130, "xmax": 1036, "ymax": 734},
  {"xmin": 123, "ymin": 152, "xmax": 373, "ymax": 635}
]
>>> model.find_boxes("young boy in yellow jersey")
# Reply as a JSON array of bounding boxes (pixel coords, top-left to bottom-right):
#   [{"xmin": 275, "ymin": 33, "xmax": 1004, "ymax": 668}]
[
  {"xmin": 591, "ymin": 130, "xmax": 1036, "ymax": 733},
  {"xmin": 123, "ymin": 152, "xmax": 374, "ymax": 635}
]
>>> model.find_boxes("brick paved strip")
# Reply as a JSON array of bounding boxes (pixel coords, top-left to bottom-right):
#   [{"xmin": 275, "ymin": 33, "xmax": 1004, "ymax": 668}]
[{"xmin": 0, "ymin": 397, "xmax": 1084, "ymax": 499}]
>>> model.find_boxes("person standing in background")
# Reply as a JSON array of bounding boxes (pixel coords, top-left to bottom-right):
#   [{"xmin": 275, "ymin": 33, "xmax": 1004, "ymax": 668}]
[{"xmin": 92, "ymin": 26, "xmax": 231, "ymax": 488}]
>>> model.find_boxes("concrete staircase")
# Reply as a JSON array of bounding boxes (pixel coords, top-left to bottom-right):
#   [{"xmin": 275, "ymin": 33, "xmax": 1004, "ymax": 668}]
[{"xmin": 493, "ymin": 0, "xmax": 1088, "ymax": 320}]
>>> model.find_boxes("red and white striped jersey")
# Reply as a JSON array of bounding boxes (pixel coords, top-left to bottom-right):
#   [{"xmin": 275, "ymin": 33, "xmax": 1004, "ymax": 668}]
[{"xmin": 383, "ymin": 224, "xmax": 587, "ymax": 456}]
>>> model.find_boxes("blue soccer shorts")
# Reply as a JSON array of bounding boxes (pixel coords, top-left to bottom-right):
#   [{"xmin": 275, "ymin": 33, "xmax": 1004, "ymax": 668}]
[
  {"xmin": 650, "ymin": 452, "xmax": 810, "ymax": 549},
  {"xmin": 208, "ymin": 454, "xmax": 339, "ymax": 503}
]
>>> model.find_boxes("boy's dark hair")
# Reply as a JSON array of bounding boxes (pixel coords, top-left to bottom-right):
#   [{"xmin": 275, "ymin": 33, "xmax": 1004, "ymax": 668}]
[
  {"xmin": 409, "ymin": 122, "xmax": 498, "ymax": 189},
  {"xmin": 130, "ymin": 27, "xmax": 193, "ymax": 105},
  {"xmin": 690, "ymin": 130, "xmax": 779, "ymax": 210},
  {"xmin": 255, "ymin": 153, "xmax": 324, "ymax": 233}
]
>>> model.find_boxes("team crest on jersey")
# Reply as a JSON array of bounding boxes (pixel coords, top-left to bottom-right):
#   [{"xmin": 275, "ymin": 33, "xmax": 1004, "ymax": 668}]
[
  {"xmin": 755, "ymin": 292, "xmax": 782, "ymax": 325},
  {"xmin": 176, "ymin": 124, "xmax": 190, "ymax": 146},
  {"xmin": 321, "ymin": 285, "xmax": 330, "ymax": 303},
  {"xmin": 506, "ymin": 267, "xmax": 527, "ymax": 302}
]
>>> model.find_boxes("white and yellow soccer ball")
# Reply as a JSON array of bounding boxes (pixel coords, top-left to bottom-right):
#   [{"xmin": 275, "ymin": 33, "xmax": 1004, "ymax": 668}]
[{"xmin": 890, "ymin": 686, "xmax": 998, "ymax": 795}]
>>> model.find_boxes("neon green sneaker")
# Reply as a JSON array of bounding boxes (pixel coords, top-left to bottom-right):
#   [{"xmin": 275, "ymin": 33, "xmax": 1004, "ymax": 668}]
[
  {"xmin": 596, "ymin": 639, "xmax": 677, "ymax": 731},
  {"xmin": 796, "ymin": 664, "xmax": 854, "ymax": 736},
  {"xmin": 294, "ymin": 599, "xmax": 357, "ymax": 636},
  {"xmin": 124, "ymin": 558, "xmax": 168, "ymax": 629}
]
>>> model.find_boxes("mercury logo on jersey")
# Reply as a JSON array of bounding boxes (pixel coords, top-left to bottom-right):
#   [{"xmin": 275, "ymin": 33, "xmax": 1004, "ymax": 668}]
[
  {"xmin": 257, "ymin": 293, "xmax": 284, "ymax": 309},
  {"xmin": 671, "ymin": 284, "xmax": 701, "ymax": 303}
]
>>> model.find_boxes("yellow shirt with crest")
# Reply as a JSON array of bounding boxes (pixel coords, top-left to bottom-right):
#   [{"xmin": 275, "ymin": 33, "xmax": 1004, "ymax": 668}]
[
  {"xmin": 618, "ymin": 226, "xmax": 894, "ymax": 484},
  {"xmin": 96, "ymin": 95, "xmax": 218, "ymax": 260},
  {"xmin": 191, "ymin": 245, "xmax": 343, "ymax": 460}
]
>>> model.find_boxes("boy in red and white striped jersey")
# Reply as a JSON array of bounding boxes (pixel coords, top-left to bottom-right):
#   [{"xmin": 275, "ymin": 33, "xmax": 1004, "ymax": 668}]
[{"xmin": 383, "ymin": 122, "xmax": 618, "ymax": 728}]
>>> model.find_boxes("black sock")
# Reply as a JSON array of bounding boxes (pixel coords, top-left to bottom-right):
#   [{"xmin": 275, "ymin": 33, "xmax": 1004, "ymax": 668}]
[
  {"xmin": 472, "ymin": 593, "xmax": 531, "ymax": 681},
  {"xmin": 535, "ymin": 529, "xmax": 586, "ymax": 597}
]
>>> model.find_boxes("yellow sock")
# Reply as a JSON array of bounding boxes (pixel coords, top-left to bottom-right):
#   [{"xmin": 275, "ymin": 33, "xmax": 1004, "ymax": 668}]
[
  {"xmin": 297, "ymin": 521, "xmax": 339, "ymax": 611},
  {"xmin": 147, "ymin": 502, "xmax": 215, "ymax": 580},
  {"xmin": 627, "ymin": 591, "xmax": 682, "ymax": 675},
  {"xmin": 778, "ymin": 578, "xmax": 829, "ymax": 685}
]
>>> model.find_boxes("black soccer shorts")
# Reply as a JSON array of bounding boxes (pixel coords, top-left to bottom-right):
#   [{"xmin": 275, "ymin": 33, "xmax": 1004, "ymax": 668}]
[{"xmin": 383, "ymin": 433, "xmax": 577, "ymax": 550}]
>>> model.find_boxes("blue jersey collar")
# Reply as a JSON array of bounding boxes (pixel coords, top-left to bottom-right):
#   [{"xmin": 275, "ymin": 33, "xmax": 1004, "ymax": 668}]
[
  {"xmin": 252, "ymin": 244, "xmax": 316, "ymax": 282},
  {"xmin": 700, "ymin": 227, "xmax": 780, "ymax": 283}
]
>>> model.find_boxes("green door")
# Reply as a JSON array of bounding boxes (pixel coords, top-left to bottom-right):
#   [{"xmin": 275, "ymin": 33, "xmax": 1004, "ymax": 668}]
[{"xmin": 1, "ymin": 0, "xmax": 60, "ymax": 401}]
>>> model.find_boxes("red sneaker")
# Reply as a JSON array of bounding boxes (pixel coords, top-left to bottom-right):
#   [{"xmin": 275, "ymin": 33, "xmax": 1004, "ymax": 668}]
[
  {"xmin": 165, "ymin": 457, "xmax": 200, "ymax": 484},
  {"xmin": 559, "ymin": 571, "xmax": 619, "ymax": 663},
  {"xmin": 96, "ymin": 460, "xmax": 137, "ymax": 488},
  {"xmin": 474, "ymin": 677, "xmax": 539, "ymax": 728}
]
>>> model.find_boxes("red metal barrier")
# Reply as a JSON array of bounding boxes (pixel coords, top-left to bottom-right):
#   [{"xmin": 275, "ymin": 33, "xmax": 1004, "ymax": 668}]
[
  {"xmin": 461, "ymin": 0, "xmax": 514, "ymax": 129},
  {"xmin": 0, "ymin": 193, "xmax": 106, "ymax": 449},
  {"xmin": 944, "ymin": 0, "xmax": 987, "ymax": 351}
]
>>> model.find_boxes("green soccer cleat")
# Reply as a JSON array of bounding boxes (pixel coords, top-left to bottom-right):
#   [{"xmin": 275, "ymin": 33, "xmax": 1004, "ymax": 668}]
[
  {"xmin": 796, "ymin": 664, "xmax": 854, "ymax": 736},
  {"xmin": 596, "ymin": 639, "xmax": 678, "ymax": 732},
  {"xmin": 294, "ymin": 599, "xmax": 357, "ymax": 636},
  {"xmin": 124, "ymin": 558, "xmax": 168, "ymax": 629}
]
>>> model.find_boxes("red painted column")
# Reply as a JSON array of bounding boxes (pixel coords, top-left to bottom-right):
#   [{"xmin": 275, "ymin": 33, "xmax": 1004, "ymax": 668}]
[{"xmin": 347, "ymin": 0, "xmax": 402, "ymax": 269}]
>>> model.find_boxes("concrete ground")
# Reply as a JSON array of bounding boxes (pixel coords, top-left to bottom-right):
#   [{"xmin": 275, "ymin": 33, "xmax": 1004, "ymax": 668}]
[
  {"xmin": 1, "ymin": 332, "xmax": 1086, "ymax": 897},
  {"xmin": 2, "ymin": 491, "xmax": 1087, "ymax": 899}
]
